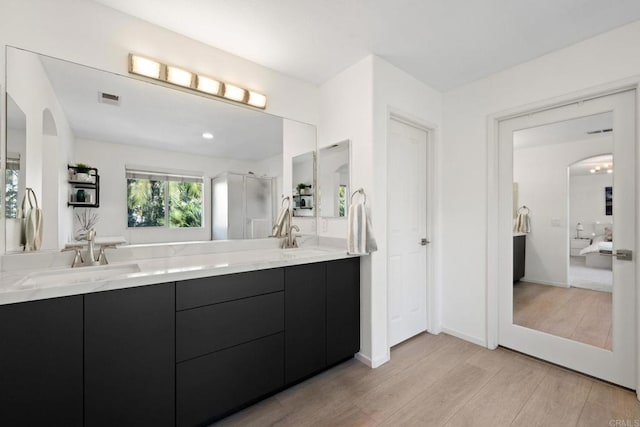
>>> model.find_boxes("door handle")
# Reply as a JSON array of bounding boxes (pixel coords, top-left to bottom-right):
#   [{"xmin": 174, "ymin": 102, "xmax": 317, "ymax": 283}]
[
  {"xmin": 421, "ymin": 238, "xmax": 430, "ymax": 246},
  {"xmin": 600, "ymin": 249, "xmax": 633, "ymax": 261}
]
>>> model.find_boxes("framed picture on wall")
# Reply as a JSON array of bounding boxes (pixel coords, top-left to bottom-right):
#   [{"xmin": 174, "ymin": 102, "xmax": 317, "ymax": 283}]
[{"xmin": 605, "ymin": 186, "xmax": 613, "ymax": 216}]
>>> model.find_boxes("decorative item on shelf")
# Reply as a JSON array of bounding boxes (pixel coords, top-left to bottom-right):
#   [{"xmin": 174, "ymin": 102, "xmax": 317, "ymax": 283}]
[
  {"xmin": 296, "ymin": 183, "xmax": 312, "ymax": 195},
  {"xmin": 576, "ymin": 222, "xmax": 584, "ymax": 238},
  {"xmin": 76, "ymin": 189, "xmax": 86, "ymax": 203},
  {"xmin": 75, "ymin": 209, "xmax": 99, "ymax": 241},
  {"xmin": 73, "ymin": 163, "xmax": 94, "ymax": 183}
]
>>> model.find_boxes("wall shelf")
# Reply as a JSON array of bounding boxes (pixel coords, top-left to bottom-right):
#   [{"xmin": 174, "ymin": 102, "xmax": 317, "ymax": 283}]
[{"xmin": 67, "ymin": 165, "xmax": 100, "ymax": 208}]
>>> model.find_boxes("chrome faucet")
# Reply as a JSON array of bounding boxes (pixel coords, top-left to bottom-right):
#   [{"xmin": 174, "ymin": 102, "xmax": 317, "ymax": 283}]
[
  {"xmin": 288, "ymin": 225, "xmax": 300, "ymax": 248},
  {"xmin": 64, "ymin": 229, "xmax": 115, "ymax": 268},
  {"xmin": 87, "ymin": 229, "xmax": 98, "ymax": 266}
]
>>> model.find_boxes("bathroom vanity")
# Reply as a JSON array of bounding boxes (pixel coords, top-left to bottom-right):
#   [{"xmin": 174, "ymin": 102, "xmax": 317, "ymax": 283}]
[{"xmin": 0, "ymin": 249, "xmax": 360, "ymax": 426}]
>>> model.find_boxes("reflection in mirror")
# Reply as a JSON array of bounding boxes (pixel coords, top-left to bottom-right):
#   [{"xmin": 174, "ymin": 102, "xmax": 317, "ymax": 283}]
[
  {"xmin": 512, "ymin": 112, "xmax": 613, "ymax": 350},
  {"xmin": 6, "ymin": 95, "xmax": 26, "ymax": 250},
  {"xmin": 318, "ymin": 140, "xmax": 350, "ymax": 218},
  {"xmin": 5, "ymin": 47, "xmax": 316, "ymax": 251},
  {"xmin": 291, "ymin": 152, "xmax": 315, "ymax": 217}
]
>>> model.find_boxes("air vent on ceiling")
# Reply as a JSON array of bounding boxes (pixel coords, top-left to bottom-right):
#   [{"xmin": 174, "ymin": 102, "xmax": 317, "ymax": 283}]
[
  {"xmin": 98, "ymin": 92, "xmax": 120, "ymax": 106},
  {"xmin": 586, "ymin": 128, "xmax": 613, "ymax": 135}
]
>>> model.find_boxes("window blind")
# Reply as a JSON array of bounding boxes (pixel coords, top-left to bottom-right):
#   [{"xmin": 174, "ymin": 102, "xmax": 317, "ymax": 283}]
[{"xmin": 125, "ymin": 168, "xmax": 203, "ymax": 184}]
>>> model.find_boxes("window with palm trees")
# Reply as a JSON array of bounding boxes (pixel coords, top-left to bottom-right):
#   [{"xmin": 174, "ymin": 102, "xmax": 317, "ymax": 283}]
[{"xmin": 127, "ymin": 169, "xmax": 203, "ymax": 228}]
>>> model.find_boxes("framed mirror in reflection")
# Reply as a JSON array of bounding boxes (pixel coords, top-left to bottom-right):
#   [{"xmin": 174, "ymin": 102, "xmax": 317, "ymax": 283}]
[
  {"xmin": 317, "ymin": 140, "xmax": 350, "ymax": 219},
  {"xmin": 512, "ymin": 111, "xmax": 613, "ymax": 350},
  {"xmin": 4, "ymin": 47, "xmax": 317, "ymax": 253},
  {"xmin": 291, "ymin": 151, "xmax": 315, "ymax": 217}
]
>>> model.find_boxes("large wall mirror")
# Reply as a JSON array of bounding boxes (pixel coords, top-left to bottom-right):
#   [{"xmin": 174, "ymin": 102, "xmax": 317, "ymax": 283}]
[
  {"xmin": 4, "ymin": 46, "xmax": 317, "ymax": 253},
  {"xmin": 317, "ymin": 140, "xmax": 350, "ymax": 218}
]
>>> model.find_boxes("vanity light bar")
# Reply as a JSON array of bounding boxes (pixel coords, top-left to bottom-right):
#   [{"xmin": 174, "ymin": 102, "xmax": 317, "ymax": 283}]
[{"xmin": 128, "ymin": 54, "xmax": 266, "ymax": 109}]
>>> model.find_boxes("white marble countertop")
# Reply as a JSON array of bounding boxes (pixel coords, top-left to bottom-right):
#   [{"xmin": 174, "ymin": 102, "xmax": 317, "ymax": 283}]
[{"xmin": 0, "ymin": 246, "xmax": 358, "ymax": 306}]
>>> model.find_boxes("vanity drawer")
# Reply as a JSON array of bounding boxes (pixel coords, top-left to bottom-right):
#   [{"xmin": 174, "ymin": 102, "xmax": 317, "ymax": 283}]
[
  {"xmin": 176, "ymin": 292, "xmax": 284, "ymax": 362},
  {"xmin": 176, "ymin": 333, "xmax": 284, "ymax": 427},
  {"xmin": 176, "ymin": 268, "xmax": 284, "ymax": 311}
]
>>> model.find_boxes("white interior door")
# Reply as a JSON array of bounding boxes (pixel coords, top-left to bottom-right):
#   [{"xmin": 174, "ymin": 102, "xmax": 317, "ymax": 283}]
[
  {"xmin": 498, "ymin": 90, "xmax": 636, "ymax": 388},
  {"xmin": 388, "ymin": 118, "xmax": 428, "ymax": 347}
]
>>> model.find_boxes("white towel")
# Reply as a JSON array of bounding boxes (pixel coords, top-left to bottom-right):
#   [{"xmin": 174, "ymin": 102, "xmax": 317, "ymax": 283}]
[
  {"xmin": 513, "ymin": 212, "xmax": 530, "ymax": 233},
  {"xmin": 348, "ymin": 201, "xmax": 377, "ymax": 255}
]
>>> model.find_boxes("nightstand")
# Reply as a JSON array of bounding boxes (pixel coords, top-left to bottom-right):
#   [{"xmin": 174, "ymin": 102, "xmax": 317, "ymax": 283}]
[{"xmin": 571, "ymin": 238, "xmax": 591, "ymax": 256}]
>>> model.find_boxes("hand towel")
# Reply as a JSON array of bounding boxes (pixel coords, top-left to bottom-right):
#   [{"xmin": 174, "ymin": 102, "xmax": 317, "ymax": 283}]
[
  {"xmin": 348, "ymin": 201, "xmax": 377, "ymax": 255},
  {"xmin": 348, "ymin": 202, "xmax": 366, "ymax": 254},
  {"xmin": 513, "ymin": 212, "xmax": 530, "ymax": 234}
]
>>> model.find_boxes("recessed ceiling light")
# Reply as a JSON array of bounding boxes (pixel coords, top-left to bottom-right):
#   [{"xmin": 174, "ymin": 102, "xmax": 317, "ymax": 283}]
[{"xmin": 202, "ymin": 132, "xmax": 214, "ymax": 140}]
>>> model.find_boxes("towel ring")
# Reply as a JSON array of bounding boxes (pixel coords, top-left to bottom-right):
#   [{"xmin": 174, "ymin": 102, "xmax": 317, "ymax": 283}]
[
  {"xmin": 351, "ymin": 188, "xmax": 367, "ymax": 204},
  {"xmin": 518, "ymin": 205, "xmax": 530, "ymax": 214}
]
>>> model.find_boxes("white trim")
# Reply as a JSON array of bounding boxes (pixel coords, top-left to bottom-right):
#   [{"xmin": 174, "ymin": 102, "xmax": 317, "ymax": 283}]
[
  {"xmin": 385, "ymin": 107, "xmax": 442, "ymax": 350},
  {"xmin": 441, "ymin": 327, "xmax": 486, "ymax": 347},
  {"xmin": 355, "ymin": 351, "xmax": 390, "ymax": 368},
  {"xmin": 487, "ymin": 76, "xmax": 640, "ymax": 388}
]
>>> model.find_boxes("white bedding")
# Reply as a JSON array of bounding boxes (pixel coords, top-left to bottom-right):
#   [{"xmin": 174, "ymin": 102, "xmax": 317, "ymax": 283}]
[{"xmin": 580, "ymin": 239, "xmax": 613, "ymax": 255}]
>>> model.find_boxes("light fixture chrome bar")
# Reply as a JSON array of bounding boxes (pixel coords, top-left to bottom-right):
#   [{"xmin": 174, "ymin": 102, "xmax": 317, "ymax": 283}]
[{"xmin": 127, "ymin": 53, "xmax": 267, "ymax": 109}]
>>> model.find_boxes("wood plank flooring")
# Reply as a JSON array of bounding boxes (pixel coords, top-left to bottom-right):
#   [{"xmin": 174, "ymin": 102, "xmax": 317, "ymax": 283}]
[
  {"xmin": 214, "ymin": 332, "xmax": 639, "ymax": 426},
  {"xmin": 513, "ymin": 281, "xmax": 612, "ymax": 350}
]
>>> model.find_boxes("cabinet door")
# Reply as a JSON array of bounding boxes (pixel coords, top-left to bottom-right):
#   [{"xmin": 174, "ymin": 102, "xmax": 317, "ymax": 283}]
[
  {"xmin": 177, "ymin": 333, "xmax": 284, "ymax": 427},
  {"xmin": 513, "ymin": 235, "xmax": 526, "ymax": 282},
  {"xmin": 285, "ymin": 263, "xmax": 326, "ymax": 384},
  {"xmin": 84, "ymin": 283, "xmax": 175, "ymax": 427},
  {"xmin": 326, "ymin": 257, "xmax": 360, "ymax": 365},
  {"xmin": 0, "ymin": 296, "xmax": 83, "ymax": 426}
]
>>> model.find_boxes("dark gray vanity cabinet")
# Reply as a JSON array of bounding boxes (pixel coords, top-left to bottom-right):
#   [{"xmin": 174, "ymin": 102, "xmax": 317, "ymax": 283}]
[
  {"xmin": 175, "ymin": 269, "xmax": 285, "ymax": 427},
  {"xmin": 285, "ymin": 257, "xmax": 361, "ymax": 384},
  {"xmin": 326, "ymin": 257, "xmax": 361, "ymax": 366},
  {"xmin": 285, "ymin": 262, "xmax": 327, "ymax": 384},
  {"xmin": 0, "ymin": 296, "xmax": 83, "ymax": 426},
  {"xmin": 513, "ymin": 235, "xmax": 526, "ymax": 282},
  {"xmin": 84, "ymin": 283, "xmax": 175, "ymax": 427}
]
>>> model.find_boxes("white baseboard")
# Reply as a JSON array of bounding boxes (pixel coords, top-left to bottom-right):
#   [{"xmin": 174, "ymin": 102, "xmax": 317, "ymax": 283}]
[
  {"xmin": 355, "ymin": 351, "xmax": 390, "ymax": 368},
  {"xmin": 441, "ymin": 327, "xmax": 487, "ymax": 347}
]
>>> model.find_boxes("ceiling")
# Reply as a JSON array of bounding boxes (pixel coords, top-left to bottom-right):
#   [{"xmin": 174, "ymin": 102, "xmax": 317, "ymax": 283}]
[
  {"xmin": 38, "ymin": 54, "xmax": 283, "ymax": 161},
  {"xmin": 513, "ymin": 111, "xmax": 612, "ymax": 150},
  {"xmin": 570, "ymin": 154, "xmax": 613, "ymax": 176},
  {"xmin": 93, "ymin": 0, "xmax": 640, "ymax": 91}
]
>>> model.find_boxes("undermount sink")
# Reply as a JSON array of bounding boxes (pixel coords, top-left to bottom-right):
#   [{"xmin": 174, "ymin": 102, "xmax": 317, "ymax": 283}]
[{"xmin": 14, "ymin": 263, "xmax": 141, "ymax": 289}]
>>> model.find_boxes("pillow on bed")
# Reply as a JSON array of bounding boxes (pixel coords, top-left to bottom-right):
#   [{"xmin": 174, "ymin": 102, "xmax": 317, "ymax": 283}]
[{"xmin": 604, "ymin": 226, "xmax": 613, "ymax": 241}]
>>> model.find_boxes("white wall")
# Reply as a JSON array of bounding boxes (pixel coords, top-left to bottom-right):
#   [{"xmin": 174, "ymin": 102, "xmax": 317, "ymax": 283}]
[
  {"xmin": 319, "ymin": 55, "xmax": 443, "ymax": 367},
  {"xmin": 442, "ymin": 20, "xmax": 640, "ymax": 345},
  {"xmin": 570, "ymin": 173, "xmax": 614, "ymax": 238},
  {"xmin": 74, "ymin": 138, "xmax": 272, "ymax": 244},
  {"xmin": 514, "ymin": 138, "xmax": 612, "ymax": 286}
]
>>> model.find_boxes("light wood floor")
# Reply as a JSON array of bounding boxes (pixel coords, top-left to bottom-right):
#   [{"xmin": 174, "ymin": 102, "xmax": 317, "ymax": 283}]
[
  {"xmin": 214, "ymin": 332, "xmax": 639, "ymax": 426},
  {"xmin": 513, "ymin": 281, "xmax": 612, "ymax": 350}
]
